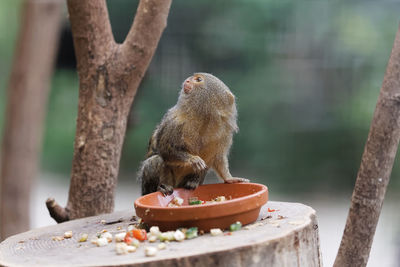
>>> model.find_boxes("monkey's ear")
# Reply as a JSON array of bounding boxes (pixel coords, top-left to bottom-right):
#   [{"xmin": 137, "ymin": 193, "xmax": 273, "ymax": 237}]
[{"xmin": 228, "ymin": 91, "xmax": 235, "ymax": 105}]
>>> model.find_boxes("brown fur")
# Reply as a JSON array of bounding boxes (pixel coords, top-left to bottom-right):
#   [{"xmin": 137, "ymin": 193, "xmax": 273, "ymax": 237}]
[{"xmin": 138, "ymin": 73, "xmax": 248, "ymax": 195}]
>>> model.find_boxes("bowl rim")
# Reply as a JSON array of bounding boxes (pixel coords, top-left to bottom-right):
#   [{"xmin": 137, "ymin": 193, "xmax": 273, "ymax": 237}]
[{"xmin": 134, "ymin": 183, "xmax": 268, "ymax": 220}]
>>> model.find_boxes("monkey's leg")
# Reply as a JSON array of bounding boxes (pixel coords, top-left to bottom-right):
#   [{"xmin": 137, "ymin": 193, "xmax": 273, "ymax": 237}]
[
  {"xmin": 213, "ymin": 156, "xmax": 249, "ymax": 184},
  {"xmin": 177, "ymin": 168, "xmax": 208, "ymax": 190},
  {"xmin": 165, "ymin": 154, "xmax": 207, "ymax": 172},
  {"xmin": 138, "ymin": 155, "xmax": 163, "ymax": 195},
  {"xmin": 158, "ymin": 140, "xmax": 207, "ymax": 172}
]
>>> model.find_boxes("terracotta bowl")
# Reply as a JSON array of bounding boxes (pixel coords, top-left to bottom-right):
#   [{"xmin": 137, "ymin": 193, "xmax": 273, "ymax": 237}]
[{"xmin": 134, "ymin": 183, "xmax": 268, "ymax": 232}]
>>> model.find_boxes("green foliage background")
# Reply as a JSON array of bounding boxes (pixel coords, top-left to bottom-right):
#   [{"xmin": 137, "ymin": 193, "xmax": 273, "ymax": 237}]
[{"xmin": 1, "ymin": 0, "xmax": 400, "ymax": 193}]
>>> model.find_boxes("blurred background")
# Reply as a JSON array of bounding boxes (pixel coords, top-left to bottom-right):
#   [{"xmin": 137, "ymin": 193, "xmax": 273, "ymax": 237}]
[{"xmin": 1, "ymin": 0, "xmax": 400, "ymax": 266}]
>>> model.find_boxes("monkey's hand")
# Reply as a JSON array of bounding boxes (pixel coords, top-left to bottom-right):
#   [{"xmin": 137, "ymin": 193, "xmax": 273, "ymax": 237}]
[
  {"xmin": 188, "ymin": 155, "xmax": 207, "ymax": 172},
  {"xmin": 224, "ymin": 177, "xmax": 250, "ymax": 184},
  {"xmin": 158, "ymin": 183, "xmax": 174, "ymax": 196}
]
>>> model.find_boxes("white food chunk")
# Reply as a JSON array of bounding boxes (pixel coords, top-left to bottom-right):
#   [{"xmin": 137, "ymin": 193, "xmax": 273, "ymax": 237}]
[
  {"xmin": 101, "ymin": 232, "xmax": 113, "ymax": 242},
  {"xmin": 149, "ymin": 226, "xmax": 160, "ymax": 236},
  {"xmin": 114, "ymin": 232, "xmax": 126, "ymax": 242},
  {"xmin": 52, "ymin": 236, "xmax": 64, "ymax": 241},
  {"xmin": 210, "ymin": 228, "xmax": 223, "ymax": 236},
  {"xmin": 214, "ymin": 196, "xmax": 226, "ymax": 202},
  {"xmin": 173, "ymin": 230, "xmax": 185, "ymax": 242},
  {"xmin": 115, "ymin": 243, "xmax": 136, "ymax": 255},
  {"xmin": 63, "ymin": 231, "xmax": 73, "ymax": 238},
  {"xmin": 129, "ymin": 238, "xmax": 140, "ymax": 248},
  {"xmin": 170, "ymin": 196, "xmax": 183, "ymax": 206},
  {"xmin": 159, "ymin": 231, "xmax": 175, "ymax": 241},
  {"xmin": 145, "ymin": 246, "xmax": 158, "ymax": 257},
  {"xmin": 115, "ymin": 243, "xmax": 129, "ymax": 255},
  {"xmin": 148, "ymin": 235, "xmax": 157, "ymax": 243},
  {"xmin": 157, "ymin": 243, "xmax": 167, "ymax": 250},
  {"xmin": 126, "ymin": 245, "xmax": 137, "ymax": 253},
  {"xmin": 96, "ymin": 237, "xmax": 109, "ymax": 247}
]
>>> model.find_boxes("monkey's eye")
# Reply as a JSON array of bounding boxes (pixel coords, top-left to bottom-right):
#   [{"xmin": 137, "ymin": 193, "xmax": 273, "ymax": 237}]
[{"xmin": 194, "ymin": 76, "xmax": 203, "ymax": 82}]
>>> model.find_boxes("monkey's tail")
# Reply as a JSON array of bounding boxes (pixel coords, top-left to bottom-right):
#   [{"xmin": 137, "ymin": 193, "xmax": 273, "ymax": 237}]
[{"xmin": 137, "ymin": 155, "xmax": 164, "ymax": 195}]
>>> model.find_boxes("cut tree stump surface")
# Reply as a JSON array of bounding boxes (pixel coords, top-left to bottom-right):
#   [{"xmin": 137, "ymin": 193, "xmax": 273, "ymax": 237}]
[{"xmin": 0, "ymin": 201, "xmax": 321, "ymax": 267}]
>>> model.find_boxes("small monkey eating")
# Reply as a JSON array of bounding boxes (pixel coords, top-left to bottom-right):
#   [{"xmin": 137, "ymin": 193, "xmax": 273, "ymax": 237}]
[{"xmin": 138, "ymin": 73, "xmax": 249, "ymax": 195}]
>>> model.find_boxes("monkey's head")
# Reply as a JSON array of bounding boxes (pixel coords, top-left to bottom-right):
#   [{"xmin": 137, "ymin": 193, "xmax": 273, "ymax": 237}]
[
  {"xmin": 180, "ymin": 73, "xmax": 235, "ymax": 106},
  {"xmin": 178, "ymin": 73, "xmax": 238, "ymax": 131}
]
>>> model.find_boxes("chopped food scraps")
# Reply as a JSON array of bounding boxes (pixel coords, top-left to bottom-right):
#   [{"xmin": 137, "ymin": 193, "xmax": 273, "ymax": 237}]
[
  {"xmin": 124, "ymin": 236, "xmax": 140, "ymax": 247},
  {"xmin": 159, "ymin": 231, "xmax": 175, "ymax": 242},
  {"xmin": 114, "ymin": 232, "xmax": 126, "ymax": 243},
  {"xmin": 214, "ymin": 196, "xmax": 226, "ymax": 202},
  {"xmin": 168, "ymin": 196, "xmax": 184, "ymax": 207},
  {"xmin": 149, "ymin": 226, "xmax": 161, "ymax": 236},
  {"xmin": 145, "ymin": 246, "xmax": 157, "ymax": 257},
  {"xmin": 188, "ymin": 197, "xmax": 204, "ymax": 205},
  {"xmin": 102, "ymin": 232, "xmax": 113, "ymax": 242},
  {"xmin": 173, "ymin": 230, "xmax": 185, "ymax": 241},
  {"xmin": 268, "ymin": 208, "xmax": 280, "ymax": 212},
  {"xmin": 95, "ymin": 237, "xmax": 108, "ymax": 247},
  {"xmin": 51, "ymin": 236, "xmax": 64, "ymax": 241},
  {"xmin": 79, "ymin": 233, "xmax": 88, "ymax": 242},
  {"xmin": 229, "ymin": 221, "xmax": 242, "ymax": 232},
  {"xmin": 185, "ymin": 227, "xmax": 198, "ymax": 239},
  {"xmin": 148, "ymin": 235, "xmax": 157, "ymax": 243},
  {"xmin": 63, "ymin": 231, "xmax": 73, "ymax": 239},
  {"xmin": 126, "ymin": 229, "xmax": 147, "ymax": 242},
  {"xmin": 188, "ymin": 196, "xmax": 231, "ymax": 205},
  {"xmin": 157, "ymin": 243, "xmax": 167, "ymax": 250},
  {"xmin": 168, "ymin": 195, "xmax": 229, "ymax": 207},
  {"xmin": 115, "ymin": 243, "xmax": 136, "ymax": 255},
  {"xmin": 210, "ymin": 228, "xmax": 223, "ymax": 236},
  {"xmin": 49, "ymin": 215, "xmax": 250, "ymax": 258}
]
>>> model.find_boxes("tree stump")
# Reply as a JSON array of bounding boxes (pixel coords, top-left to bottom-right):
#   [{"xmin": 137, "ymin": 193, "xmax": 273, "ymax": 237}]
[{"xmin": 0, "ymin": 202, "xmax": 322, "ymax": 266}]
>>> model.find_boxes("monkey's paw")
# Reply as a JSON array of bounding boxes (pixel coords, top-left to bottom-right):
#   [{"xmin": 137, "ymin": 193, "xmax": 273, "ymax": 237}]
[
  {"xmin": 189, "ymin": 156, "xmax": 207, "ymax": 172},
  {"xmin": 224, "ymin": 177, "xmax": 250, "ymax": 184},
  {"xmin": 158, "ymin": 183, "xmax": 174, "ymax": 196},
  {"xmin": 182, "ymin": 180, "xmax": 200, "ymax": 190}
]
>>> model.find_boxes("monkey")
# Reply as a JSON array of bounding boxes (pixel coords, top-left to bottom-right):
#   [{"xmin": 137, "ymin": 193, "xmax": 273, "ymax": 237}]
[{"xmin": 138, "ymin": 73, "xmax": 249, "ymax": 195}]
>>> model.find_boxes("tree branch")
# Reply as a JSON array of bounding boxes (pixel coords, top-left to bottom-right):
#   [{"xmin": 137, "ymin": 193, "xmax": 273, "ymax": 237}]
[
  {"xmin": 121, "ymin": 0, "xmax": 172, "ymax": 85},
  {"xmin": 67, "ymin": 0, "xmax": 115, "ymax": 72},
  {"xmin": 334, "ymin": 25, "xmax": 400, "ymax": 266}
]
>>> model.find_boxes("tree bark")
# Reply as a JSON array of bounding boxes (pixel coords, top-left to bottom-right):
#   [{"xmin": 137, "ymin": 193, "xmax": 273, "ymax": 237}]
[
  {"xmin": 0, "ymin": 0, "xmax": 62, "ymax": 240},
  {"xmin": 47, "ymin": 0, "xmax": 172, "ymax": 221},
  {"xmin": 334, "ymin": 25, "xmax": 400, "ymax": 266}
]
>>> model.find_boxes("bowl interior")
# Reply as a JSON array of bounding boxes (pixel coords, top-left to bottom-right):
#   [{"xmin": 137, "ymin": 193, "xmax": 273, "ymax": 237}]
[{"xmin": 136, "ymin": 183, "xmax": 266, "ymax": 208}]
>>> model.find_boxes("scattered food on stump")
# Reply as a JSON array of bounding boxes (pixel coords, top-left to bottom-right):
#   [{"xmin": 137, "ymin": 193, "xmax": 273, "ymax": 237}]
[{"xmin": 0, "ymin": 203, "xmax": 321, "ymax": 267}]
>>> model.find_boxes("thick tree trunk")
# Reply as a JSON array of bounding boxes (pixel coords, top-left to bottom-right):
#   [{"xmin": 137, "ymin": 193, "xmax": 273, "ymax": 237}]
[
  {"xmin": 334, "ymin": 25, "xmax": 400, "ymax": 266},
  {"xmin": 47, "ymin": 0, "xmax": 172, "ymax": 221},
  {"xmin": 0, "ymin": 0, "xmax": 62, "ymax": 240}
]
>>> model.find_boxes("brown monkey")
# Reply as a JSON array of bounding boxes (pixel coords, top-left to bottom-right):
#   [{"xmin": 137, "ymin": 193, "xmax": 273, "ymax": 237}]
[{"xmin": 138, "ymin": 73, "xmax": 248, "ymax": 195}]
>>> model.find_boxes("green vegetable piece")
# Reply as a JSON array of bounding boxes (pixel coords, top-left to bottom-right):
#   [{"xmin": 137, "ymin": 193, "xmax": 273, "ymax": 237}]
[
  {"xmin": 229, "ymin": 221, "xmax": 242, "ymax": 232},
  {"xmin": 189, "ymin": 200, "xmax": 202, "ymax": 205},
  {"xmin": 159, "ymin": 231, "xmax": 175, "ymax": 242},
  {"xmin": 185, "ymin": 227, "xmax": 198, "ymax": 239}
]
